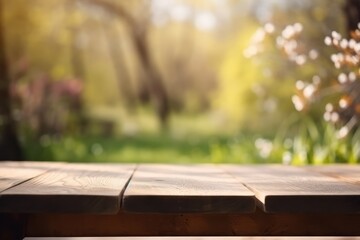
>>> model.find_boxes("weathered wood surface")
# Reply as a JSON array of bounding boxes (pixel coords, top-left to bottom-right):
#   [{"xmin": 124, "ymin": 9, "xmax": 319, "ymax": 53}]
[
  {"xmin": 0, "ymin": 160, "xmax": 64, "ymax": 168},
  {"xmin": 2, "ymin": 163, "xmax": 360, "ymax": 214},
  {"xmin": 0, "ymin": 164, "xmax": 135, "ymax": 214},
  {"xmin": 224, "ymin": 165, "xmax": 360, "ymax": 213},
  {"xmin": 123, "ymin": 164, "xmax": 255, "ymax": 213},
  {"xmin": 0, "ymin": 161, "xmax": 62, "ymax": 193},
  {"xmin": 309, "ymin": 165, "xmax": 360, "ymax": 185},
  {"xmin": 1, "ymin": 163, "xmax": 360, "ymax": 238}
]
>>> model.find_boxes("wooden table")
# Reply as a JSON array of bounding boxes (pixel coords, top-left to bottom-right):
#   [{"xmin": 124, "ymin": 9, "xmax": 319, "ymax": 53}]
[{"xmin": 1, "ymin": 162, "xmax": 360, "ymax": 239}]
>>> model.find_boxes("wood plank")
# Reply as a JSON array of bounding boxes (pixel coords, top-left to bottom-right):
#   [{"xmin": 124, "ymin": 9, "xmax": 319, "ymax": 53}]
[
  {"xmin": 123, "ymin": 164, "xmax": 255, "ymax": 213},
  {"xmin": 308, "ymin": 165, "xmax": 360, "ymax": 185},
  {"xmin": 0, "ymin": 163, "xmax": 135, "ymax": 214},
  {"xmin": 224, "ymin": 165, "xmax": 360, "ymax": 213},
  {"xmin": 0, "ymin": 161, "xmax": 61, "ymax": 193},
  {"xmin": 0, "ymin": 161, "xmax": 65, "ymax": 168},
  {"xmin": 24, "ymin": 209, "xmax": 360, "ymax": 236}
]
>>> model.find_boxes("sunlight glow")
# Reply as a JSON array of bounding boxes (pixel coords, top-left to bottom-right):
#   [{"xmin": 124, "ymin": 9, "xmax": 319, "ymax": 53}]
[{"xmin": 194, "ymin": 11, "xmax": 217, "ymax": 31}]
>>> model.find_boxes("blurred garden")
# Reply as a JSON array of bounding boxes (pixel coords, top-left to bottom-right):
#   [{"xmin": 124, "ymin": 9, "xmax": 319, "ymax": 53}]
[{"xmin": 0, "ymin": 0, "xmax": 359, "ymax": 164}]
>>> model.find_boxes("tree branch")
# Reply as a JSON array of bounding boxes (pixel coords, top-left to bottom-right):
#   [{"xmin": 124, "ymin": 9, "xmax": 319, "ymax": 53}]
[{"xmin": 76, "ymin": 0, "xmax": 137, "ymax": 28}]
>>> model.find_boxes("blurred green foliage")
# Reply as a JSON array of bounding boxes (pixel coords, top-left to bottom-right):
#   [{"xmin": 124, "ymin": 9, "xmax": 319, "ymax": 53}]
[
  {"xmin": 265, "ymin": 115, "xmax": 360, "ymax": 165},
  {"xmin": 1, "ymin": 0, "xmax": 358, "ymax": 164},
  {"xmin": 23, "ymin": 134, "xmax": 262, "ymax": 163},
  {"xmin": 23, "ymin": 122, "xmax": 360, "ymax": 164}
]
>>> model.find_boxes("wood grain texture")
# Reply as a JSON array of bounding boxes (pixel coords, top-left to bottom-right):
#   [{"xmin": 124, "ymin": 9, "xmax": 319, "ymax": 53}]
[
  {"xmin": 308, "ymin": 165, "xmax": 360, "ymax": 185},
  {"xmin": 0, "ymin": 164, "xmax": 135, "ymax": 214},
  {"xmin": 0, "ymin": 161, "xmax": 62, "ymax": 193},
  {"xmin": 123, "ymin": 164, "xmax": 255, "ymax": 213},
  {"xmin": 0, "ymin": 161, "xmax": 65, "ymax": 168},
  {"xmin": 224, "ymin": 165, "xmax": 360, "ymax": 213}
]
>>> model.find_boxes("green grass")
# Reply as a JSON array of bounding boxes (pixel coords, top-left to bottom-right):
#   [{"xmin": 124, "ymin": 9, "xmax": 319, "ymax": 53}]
[
  {"xmin": 21, "ymin": 112, "xmax": 359, "ymax": 164},
  {"xmin": 23, "ymin": 133, "xmax": 268, "ymax": 164},
  {"xmin": 22, "ymin": 111, "xmax": 269, "ymax": 164},
  {"xmin": 265, "ymin": 115, "xmax": 360, "ymax": 165}
]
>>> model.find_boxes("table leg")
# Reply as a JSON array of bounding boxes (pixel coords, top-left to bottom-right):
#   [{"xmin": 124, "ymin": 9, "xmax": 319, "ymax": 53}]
[{"xmin": 0, "ymin": 213, "xmax": 26, "ymax": 240}]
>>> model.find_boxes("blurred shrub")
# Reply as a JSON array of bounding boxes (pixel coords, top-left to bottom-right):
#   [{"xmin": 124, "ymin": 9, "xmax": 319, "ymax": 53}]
[
  {"xmin": 12, "ymin": 74, "xmax": 83, "ymax": 137},
  {"xmin": 246, "ymin": 21, "xmax": 360, "ymax": 163},
  {"xmin": 255, "ymin": 115, "xmax": 360, "ymax": 165}
]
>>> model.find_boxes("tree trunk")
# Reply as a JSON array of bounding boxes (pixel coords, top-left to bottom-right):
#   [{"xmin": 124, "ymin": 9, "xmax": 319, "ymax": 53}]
[
  {"xmin": 78, "ymin": 0, "xmax": 170, "ymax": 128},
  {"xmin": 103, "ymin": 24, "xmax": 135, "ymax": 108},
  {"xmin": 0, "ymin": 0, "xmax": 23, "ymax": 160},
  {"xmin": 132, "ymin": 29, "xmax": 170, "ymax": 127},
  {"xmin": 70, "ymin": 28, "xmax": 86, "ymax": 80},
  {"xmin": 342, "ymin": 1, "xmax": 360, "ymax": 132},
  {"xmin": 69, "ymin": 26, "xmax": 88, "ymax": 134},
  {"xmin": 344, "ymin": 0, "xmax": 360, "ymax": 32}
]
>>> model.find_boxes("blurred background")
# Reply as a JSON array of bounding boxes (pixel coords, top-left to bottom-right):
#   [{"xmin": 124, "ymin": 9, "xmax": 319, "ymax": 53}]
[{"xmin": 0, "ymin": 0, "xmax": 359, "ymax": 164}]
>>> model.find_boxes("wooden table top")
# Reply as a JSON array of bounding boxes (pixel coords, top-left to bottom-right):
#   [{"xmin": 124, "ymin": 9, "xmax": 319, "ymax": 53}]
[{"xmin": 1, "ymin": 162, "xmax": 360, "ymax": 215}]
